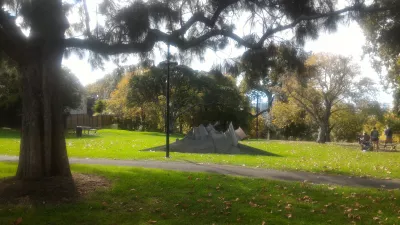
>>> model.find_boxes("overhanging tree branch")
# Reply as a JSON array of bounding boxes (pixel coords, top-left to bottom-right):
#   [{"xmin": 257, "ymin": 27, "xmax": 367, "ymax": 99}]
[
  {"xmin": 65, "ymin": 29, "xmax": 254, "ymax": 54},
  {"xmin": 65, "ymin": 2, "xmax": 389, "ymax": 57},
  {"xmin": 256, "ymin": 4, "xmax": 388, "ymax": 46}
]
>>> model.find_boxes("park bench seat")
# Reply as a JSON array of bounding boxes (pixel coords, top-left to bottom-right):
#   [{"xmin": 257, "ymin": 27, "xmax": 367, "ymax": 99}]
[{"xmin": 89, "ymin": 128, "xmax": 97, "ymax": 134}]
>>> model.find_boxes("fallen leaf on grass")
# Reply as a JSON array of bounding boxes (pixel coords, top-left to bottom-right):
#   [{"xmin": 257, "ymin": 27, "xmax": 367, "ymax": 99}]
[
  {"xmin": 249, "ymin": 201, "xmax": 258, "ymax": 208},
  {"xmin": 261, "ymin": 221, "xmax": 266, "ymax": 225},
  {"xmin": 14, "ymin": 217, "xmax": 22, "ymax": 225},
  {"xmin": 148, "ymin": 220, "xmax": 157, "ymax": 224},
  {"xmin": 286, "ymin": 214, "xmax": 292, "ymax": 218}
]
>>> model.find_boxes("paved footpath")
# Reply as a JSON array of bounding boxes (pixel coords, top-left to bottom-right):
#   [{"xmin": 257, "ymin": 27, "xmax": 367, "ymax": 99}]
[{"xmin": 1, "ymin": 155, "xmax": 400, "ymax": 189}]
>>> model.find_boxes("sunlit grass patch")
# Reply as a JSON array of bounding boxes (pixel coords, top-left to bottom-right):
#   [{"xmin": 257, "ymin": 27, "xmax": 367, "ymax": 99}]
[
  {"xmin": 1, "ymin": 163, "xmax": 399, "ymax": 225},
  {"xmin": 1, "ymin": 129, "xmax": 400, "ymax": 179}
]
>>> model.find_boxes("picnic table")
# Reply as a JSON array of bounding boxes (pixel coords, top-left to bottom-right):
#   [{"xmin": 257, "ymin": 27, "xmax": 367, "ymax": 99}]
[{"xmin": 76, "ymin": 126, "xmax": 97, "ymax": 137}]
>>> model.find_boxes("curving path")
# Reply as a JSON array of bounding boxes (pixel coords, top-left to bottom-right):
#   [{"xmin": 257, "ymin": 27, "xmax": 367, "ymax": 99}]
[{"xmin": 1, "ymin": 155, "xmax": 400, "ymax": 189}]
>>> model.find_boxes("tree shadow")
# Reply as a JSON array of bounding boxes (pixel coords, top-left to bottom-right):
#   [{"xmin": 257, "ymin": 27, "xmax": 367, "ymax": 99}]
[
  {"xmin": 0, "ymin": 129, "xmax": 102, "ymax": 140},
  {"xmin": 0, "ymin": 172, "xmax": 111, "ymax": 205},
  {"xmin": 0, "ymin": 175, "xmax": 79, "ymax": 205},
  {"xmin": 65, "ymin": 133, "xmax": 102, "ymax": 140},
  {"xmin": 237, "ymin": 143, "xmax": 281, "ymax": 156},
  {"xmin": 139, "ymin": 132, "xmax": 184, "ymax": 139},
  {"xmin": 140, "ymin": 142, "xmax": 281, "ymax": 157},
  {"xmin": 0, "ymin": 128, "xmax": 20, "ymax": 139}
]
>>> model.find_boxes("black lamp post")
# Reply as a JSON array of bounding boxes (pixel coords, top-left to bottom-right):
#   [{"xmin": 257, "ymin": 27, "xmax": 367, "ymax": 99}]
[
  {"xmin": 165, "ymin": 42, "xmax": 171, "ymax": 158},
  {"xmin": 256, "ymin": 94, "xmax": 259, "ymax": 140}
]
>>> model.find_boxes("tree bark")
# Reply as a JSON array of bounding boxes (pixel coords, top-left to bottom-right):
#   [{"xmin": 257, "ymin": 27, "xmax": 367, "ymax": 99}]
[
  {"xmin": 326, "ymin": 127, "xmax": 332, "ymax": 142},
  {"xmin": 16, "ymin": 45, "xmax": 71, "ymax": 180},
  {"xmin": 15, "ymin": 0, "xmax": 71, "ymax": 180},
  {"xmin": 317, "ymin": 118, "xmax": 331, "ymax": 143},
  {"xmin": 317, "ymin": 122, "xmax": 328, "ymax": 143}
]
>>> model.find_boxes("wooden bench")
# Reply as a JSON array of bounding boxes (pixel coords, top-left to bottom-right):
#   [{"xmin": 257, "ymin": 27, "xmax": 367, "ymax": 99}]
[
  {"xmin": 77, "ymin": 126, "xmax": 98, "ymax": 135},
  {"xmin": 89, "ymin": 128, "xmax": 97, "ymax": 134}
]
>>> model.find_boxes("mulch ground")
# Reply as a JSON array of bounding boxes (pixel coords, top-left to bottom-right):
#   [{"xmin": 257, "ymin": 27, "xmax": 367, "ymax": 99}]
[{"xmin": 0, "ymin": 173, "xmax": 111, "ymax": 205}]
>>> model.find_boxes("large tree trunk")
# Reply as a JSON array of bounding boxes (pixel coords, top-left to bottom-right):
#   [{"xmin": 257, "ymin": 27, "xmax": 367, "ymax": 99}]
[
  {"xmin": 16, "ymin": 46, "xmax": 71, "ymax": 180},
  {"xmin": 16, "ymin": 0, "xmax": 71, "ymax": 180},
  {"xmin": 317, "ymin": 123, "xmax": 328, "ymax": 143}
]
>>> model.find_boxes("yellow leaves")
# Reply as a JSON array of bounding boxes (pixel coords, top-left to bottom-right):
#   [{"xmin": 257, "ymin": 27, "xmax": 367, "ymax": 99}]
[
  {"xmin": 147, "ymin": 220, "xmax": 157, "ymax": 224},
  {"xmin": 305, "ymin": 54, "xmax": 319, "ymax": 66},
  {"xmin": 297, "ymin": 195, "xmax": 312, "ymax": 203}
]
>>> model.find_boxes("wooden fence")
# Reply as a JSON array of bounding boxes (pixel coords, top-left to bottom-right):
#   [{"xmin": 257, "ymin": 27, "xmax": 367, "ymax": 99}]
[{"xmin": 66, "ymin": 114, "xmax": 114, "ymax": 129}]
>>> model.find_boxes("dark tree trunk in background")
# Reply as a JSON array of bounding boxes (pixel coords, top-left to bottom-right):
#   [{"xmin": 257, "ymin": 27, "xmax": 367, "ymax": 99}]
[
  {"xmin": 317, "ymin": 119, "xmax": 331, "ymax": 143},
  {"xmin": 16, "ymin": 1, "xmax": 71, "ymax": 180},
  {"xmin": 317, "ymin": 104, "xmax": 332, "ymax": 144},
  {"xmin": 326, "ymin": 127, "xmax": 332, "ymax": 142},
  {"xmin": 317, "ymin": 123, "xmax": 327, "ymax": 143}
]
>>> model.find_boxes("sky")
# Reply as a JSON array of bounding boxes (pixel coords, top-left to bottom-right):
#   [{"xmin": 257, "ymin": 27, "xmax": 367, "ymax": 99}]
[{"xmin": 61, "ymin": 0, "xmax": 393, "ymax": 106}]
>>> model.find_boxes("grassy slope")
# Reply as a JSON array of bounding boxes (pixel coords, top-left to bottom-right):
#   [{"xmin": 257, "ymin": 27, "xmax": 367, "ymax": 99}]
[
  {"xmin": 1, "ymin": 129, "xmax": 400, "ymax": 179},
  {"xmin": 1, "ymin": 162, "xmax": 400, "ymax": 225}
]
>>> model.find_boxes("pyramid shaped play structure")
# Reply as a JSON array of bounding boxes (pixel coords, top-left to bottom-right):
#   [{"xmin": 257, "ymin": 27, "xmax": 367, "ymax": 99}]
[{"xmin": 170, "ymin": 122, "xmax": 247, "ymax": 154}]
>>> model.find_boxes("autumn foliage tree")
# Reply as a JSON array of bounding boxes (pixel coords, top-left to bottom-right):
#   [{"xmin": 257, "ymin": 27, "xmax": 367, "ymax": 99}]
[{"xmin": 281, "ymin": 53, "xmax": 376, "ymax": 143}]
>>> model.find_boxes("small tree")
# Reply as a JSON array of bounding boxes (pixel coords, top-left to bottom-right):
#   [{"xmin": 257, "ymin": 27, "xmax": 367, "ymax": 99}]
[{"xmin": 93, "ymin": 100, "xmax": 106, "ymax": 114}]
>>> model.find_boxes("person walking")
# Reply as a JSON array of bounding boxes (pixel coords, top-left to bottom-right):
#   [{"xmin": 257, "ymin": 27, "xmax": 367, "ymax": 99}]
[
  {"xmin": 370, "ymin": 127, "xmax": 380, "ymax": 151},
  {"xmin": 384, "ymin": 126, "xmax": 393, "ymax": 148}
]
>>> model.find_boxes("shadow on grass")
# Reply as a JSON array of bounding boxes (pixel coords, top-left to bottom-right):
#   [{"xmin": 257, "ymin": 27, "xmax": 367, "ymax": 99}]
[
  {"xmin": 0, "ymin": 129, "xmax": 102, "ymax": 140},
  {"xmin": 65, "ymin": 134, "xmax": 102, "ymax": 140},
  {"xmin": 0, "ymin": 129, "xmax": 20, "ymax": 139},
  {"xmin": 2, "ymin": 164, "xmax": 400, "ymax": 225},
  {"xmin": 0, "ymin": 175, "xmax": 79, "ymax": 205},
  {"xmin": 140, "ymin": 142, "xmax": 281, "ymax": 157},
  {"xmin": 139, "ymin": 132, "xmax": 184, "ymax": 139},
  {"xmin": 237, "ymin": 143, "xmax": 281, "ymax": 156}
]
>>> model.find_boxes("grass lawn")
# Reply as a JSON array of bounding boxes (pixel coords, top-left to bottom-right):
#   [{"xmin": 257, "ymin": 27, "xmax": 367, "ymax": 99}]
[
  {"xmin": 1, "ymin": 162, "xmax": 399, "ymax": 225},
  {"xmin": 1, "ymin": 129, "xmax": 400, "ymax": 179}
]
